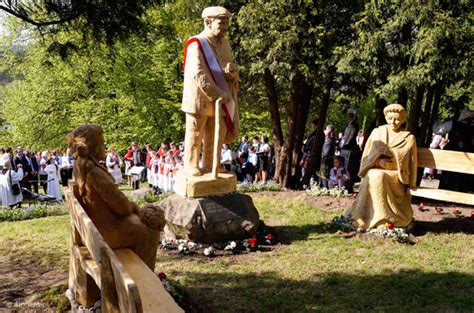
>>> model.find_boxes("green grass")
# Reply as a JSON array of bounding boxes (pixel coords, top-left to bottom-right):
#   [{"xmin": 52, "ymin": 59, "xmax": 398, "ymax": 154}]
[{"xmin": 0, "ymin": 194, "xmax": 473, "ymax": 312}]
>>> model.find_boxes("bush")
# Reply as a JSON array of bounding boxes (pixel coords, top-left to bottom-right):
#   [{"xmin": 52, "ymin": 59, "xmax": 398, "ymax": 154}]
[
  {"xmin": 0, "ymin": 205, "xmax": 67, "ymax": 222},
  {"xmin": 236, "ymin": 181, "xmax": 283, "ymax": 193},
  {"xmin": 135, "ymin": 191, "xmax": 171, "ymax": 205}
]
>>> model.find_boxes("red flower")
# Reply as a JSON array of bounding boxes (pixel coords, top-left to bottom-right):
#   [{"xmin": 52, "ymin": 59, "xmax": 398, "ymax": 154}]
[
  {"xmin": 249, "ymin": 237, "xmax": 258, "ymax": 248},
  {"xmin": 158, "ymin": 272, "xmax": 167, "ymax": 281},
  {"xmin": 418, "ymin": 203, "xmax": 424, "ymax": 208},
  {"xmin": 387, "ymin": 223, "xmax": 394, "ymax": 230},
  {"xmin": 352, "ymin": 193, "xmax": 357, "ymax": 198},
  {"xmin": 266, "ymin": 233, "xmax": 274, "ymax": 241}
]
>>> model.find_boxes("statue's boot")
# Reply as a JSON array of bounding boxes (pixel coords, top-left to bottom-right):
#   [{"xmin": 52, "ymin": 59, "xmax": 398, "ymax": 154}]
[{"xmin": 184, "ymin": 167, "xmax": 202, "ymax": 176}]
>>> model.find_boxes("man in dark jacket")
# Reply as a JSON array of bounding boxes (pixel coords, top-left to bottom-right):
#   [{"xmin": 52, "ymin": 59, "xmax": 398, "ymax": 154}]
[{"xmin": 339, "ymin": 111, "xmax": 360, "ymax": 189}]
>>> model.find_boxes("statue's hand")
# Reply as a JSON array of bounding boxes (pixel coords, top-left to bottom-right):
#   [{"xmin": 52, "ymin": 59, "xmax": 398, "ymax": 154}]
[
  {"xmin": 378, "ymin": 158, "xmax": 397, "ymax": 170},
  {"xmin": 223, "ymin": 63, "xmax": 239, "ymax": 80}
]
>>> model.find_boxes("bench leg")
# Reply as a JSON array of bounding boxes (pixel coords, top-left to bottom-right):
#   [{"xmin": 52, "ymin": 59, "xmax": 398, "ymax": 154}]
[{"xmin": 69, "ymin": 249, "xmax": 100, "ymax": 307}]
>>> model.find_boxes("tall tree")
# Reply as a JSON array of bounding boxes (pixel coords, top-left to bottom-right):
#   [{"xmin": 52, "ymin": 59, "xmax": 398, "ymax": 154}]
[{"xmin": 238, "ymin": 0, "xmax": 363, "ymax": 188}]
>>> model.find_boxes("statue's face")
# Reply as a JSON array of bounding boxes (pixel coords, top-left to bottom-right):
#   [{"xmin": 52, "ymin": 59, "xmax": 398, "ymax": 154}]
[
  {"xmin": 385, "ymin": 112, "xmax": 405, "ymax": 131},
  {"xmin": 207, "ymin": 17, "xmax": 229, "ymax": 38}
]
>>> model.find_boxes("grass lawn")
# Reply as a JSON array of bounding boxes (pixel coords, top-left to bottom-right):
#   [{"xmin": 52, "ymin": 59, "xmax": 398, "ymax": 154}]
[{"xmin": 0, "ymin": 193, "xmax": 473, "ymax": 312}]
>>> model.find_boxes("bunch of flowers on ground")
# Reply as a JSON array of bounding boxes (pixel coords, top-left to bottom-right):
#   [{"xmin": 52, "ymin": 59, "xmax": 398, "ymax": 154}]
[
  {"xmin": 306, "ymin": 184, "xmax": 350, "ymax": 198},
  {"xmin": 328, "ymin": 214, "xmax": 355, "ymax": 232},
  {"xmin": 369, "ymin": 223, "xmax": 413, "ymax": 244},
  {"xmin": 160, "ymin": 222, "xmax": 278, "ymax": 256}
]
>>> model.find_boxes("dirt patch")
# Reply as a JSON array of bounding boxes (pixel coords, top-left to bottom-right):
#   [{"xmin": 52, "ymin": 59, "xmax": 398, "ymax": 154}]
[{"xmin": 0, "ymin": 257, "xmax": 67, "ymax": 309}]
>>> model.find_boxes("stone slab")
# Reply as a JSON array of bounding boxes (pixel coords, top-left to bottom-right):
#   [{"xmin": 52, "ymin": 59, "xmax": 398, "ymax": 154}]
[
  {"xmin": 160, "ymin": 193, "xmax": 259, "ymax": 243},
  {"xmin": 174, "ymin": 171, "xmax": 237, "ymax": 198}
]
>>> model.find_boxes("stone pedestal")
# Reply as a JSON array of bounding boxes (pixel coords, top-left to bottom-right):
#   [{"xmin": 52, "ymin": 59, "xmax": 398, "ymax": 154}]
[
  {"xmin": 160, "ymin": 193, "xmax": 259, "ymax": 243},
  {"xmin": 174, "ymin": 171, "xmax": 237, "ymax": 198}
]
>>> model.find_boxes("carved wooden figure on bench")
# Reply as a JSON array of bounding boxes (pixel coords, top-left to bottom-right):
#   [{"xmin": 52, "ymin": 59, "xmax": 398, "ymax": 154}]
[
  {"xmin": 66, "ymin": 124, "xmax": 166, "ymax": 306},
  {"xmin": 345, "ymin": 104, "xmax": 418, "ymax": 229}
]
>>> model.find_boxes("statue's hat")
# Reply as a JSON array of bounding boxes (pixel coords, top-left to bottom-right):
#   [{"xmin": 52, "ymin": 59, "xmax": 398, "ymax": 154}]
[{"xmin": 202, "ymin": 6, "xmax": 231, "ymax": 18}]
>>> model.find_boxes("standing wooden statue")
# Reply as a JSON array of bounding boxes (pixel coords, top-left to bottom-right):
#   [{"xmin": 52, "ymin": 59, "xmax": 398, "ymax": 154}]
[
  {"xmin": 345, "ymin": 104, "xmax": 417, "ymax": 229},
  {"xmin": 181, "ymin": 6, "xmax": 239, "ymax": 177}
]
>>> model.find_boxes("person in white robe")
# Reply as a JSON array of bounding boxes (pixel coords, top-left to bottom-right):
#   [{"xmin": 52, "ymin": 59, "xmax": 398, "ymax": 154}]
[
  {"xmin": 106, "ymin": 147, "xmax": 123, "ymax": 185},
  {"xmin": 0, "ymin": 160, "xmax": 24, "ymax": 207},
  {"xmin": 45, "ymin": 158, "xmax": 63, "ymax": 201}
]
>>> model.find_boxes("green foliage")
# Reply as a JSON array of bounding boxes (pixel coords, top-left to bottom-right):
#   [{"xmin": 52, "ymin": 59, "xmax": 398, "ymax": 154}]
[
  {"xmin": 1, "ymin": 7, "xmax": 184, "ymax": 151},
  {"xmin": 0, "ymin": 204, "xmax": 66, "ymax": 222},
  {"xmin": 236, "ymin": 181, "xmax": 282, "ymax": 193},
  {"xmin": 337, "ymin": 2, "xmax": 473, "ymax": 109},
  {"xmin": 135, "ymin": 191, "xmax": 171, "ymax": 205}
]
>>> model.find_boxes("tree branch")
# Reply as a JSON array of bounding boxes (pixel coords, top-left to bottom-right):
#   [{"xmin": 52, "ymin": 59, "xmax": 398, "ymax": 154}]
[{"xmin": 0, "ymin": 5, "xmax": 81, "ymax": 27}]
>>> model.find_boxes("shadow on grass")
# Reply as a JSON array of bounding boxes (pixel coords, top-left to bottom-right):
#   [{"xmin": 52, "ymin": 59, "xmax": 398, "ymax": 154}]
[
  {"xmin": 182, "ymin": 270, "xmax": 474, "ymax": 313},
  {"xmin": 414, "ymin": 217, "xmax": 474, "ymax": 236},
  {"xmin": 274, "ymin": 223, "xmax": 329, "ymax": 244}
]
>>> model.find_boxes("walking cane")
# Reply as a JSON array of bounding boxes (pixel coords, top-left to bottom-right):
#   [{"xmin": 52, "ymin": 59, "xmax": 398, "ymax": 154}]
[{"xmin": 212, "ymin": 98, "xmax": 223, "ymax": 179}]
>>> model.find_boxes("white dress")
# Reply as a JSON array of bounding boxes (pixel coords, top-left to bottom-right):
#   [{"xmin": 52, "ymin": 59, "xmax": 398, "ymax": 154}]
[
  {"xmin": 45, "ymin": 164, "xmax": 62, "ymax": 201},
  {"xmin": 0, "ymin": 168, "xmax": 24, "ymax": 206},
  {"xmin": 106, "ymin": 153, "xmax": 123, "ymax": 185}
]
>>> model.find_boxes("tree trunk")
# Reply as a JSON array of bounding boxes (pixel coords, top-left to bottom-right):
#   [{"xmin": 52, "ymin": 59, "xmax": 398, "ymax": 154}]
[
  {"xmin": 301, "ymin": 78, "xmax": 333, "ymax": 186},
  {"xmin": 291, "ymin": 79, "xmax": 312, "ymax": 179},
  {"xmin": 263, "ymin": 68, "xmax": 284, "ymax": 183},
  {"xmin": 427, "ymin": 83, "xmax": 443, "ymax": 146},
  {"xmin": 281, "ymin": 73, "xmax": 303, "ymax": 188},
  {"xmin": 408, "ymin": 85, "xmax": 424, "ymax": 139},
  {"xmin": 375, "ymin": 94, "xmax": 387, "ymax": 126},
  {"xmin": 420, "ymin": 85, "xmax": 435, "ymax": 147},
  {"xmin": 397, "ymin": 87, "xmax": 408, "ymax": 107}
]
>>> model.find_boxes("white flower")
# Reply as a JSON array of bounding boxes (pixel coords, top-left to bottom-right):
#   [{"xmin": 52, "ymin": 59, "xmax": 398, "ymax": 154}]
[
  {"xmin": 208, "ymin": 246, "xmax": 214, "ymax": 253},
  {"xmin": 224, "ymin": 245, "xmax": 232, "ymax": 251},
  {"xmin": 178, "ymin": 243, "xmax": 184, "ymax": 252},
  {"xmin": 204, "ymin": 248, "xmax": 211, "ymax": 256},
  {"xmin": 187, "ymin": 242, "xmax": 197, "ymax": 250},
  {"xmin": 230, "ymin": 241, "xmax": 237, "ymax": 248},
  {"xmin": 161, "ymin": 239, "xmax": 167, "ymax": 246}
]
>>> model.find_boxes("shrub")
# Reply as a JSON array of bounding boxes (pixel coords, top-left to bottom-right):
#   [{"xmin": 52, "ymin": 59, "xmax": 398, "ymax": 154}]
[{"xmin": 0, "ymin": 205, "xmax": 67, "ymax": 222}]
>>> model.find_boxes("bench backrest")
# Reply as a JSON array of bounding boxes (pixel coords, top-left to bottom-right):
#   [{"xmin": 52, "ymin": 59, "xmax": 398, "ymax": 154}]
[
  {"xmin": 417, "ymin": 147, "xmax": 474, "ymax": 174},
  {"xmin": 64, "ymin": 186, "xmax": 142, "ymax": 312}
]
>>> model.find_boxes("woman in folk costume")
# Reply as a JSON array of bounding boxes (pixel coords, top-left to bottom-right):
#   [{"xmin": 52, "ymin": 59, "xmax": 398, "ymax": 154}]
[
  {"xmin": 106, "ymin": 146, "xmax": 123, "ymax": 185},
  {"xmin": 149, "ymin": 151, "xmax": 159, "ymax": 188},
  {"xmin": 157, "ymin": 155, "xmax": 166, "ymax": 191},
  {"xmin": 345, "ymin": 104, "xmax": 417, "ymax": 229},
  {"xmin": 45, "ymin": 157, "xmax": 63, "ymax": 201},
  {"xmin": 0, "ymin": 160, "xmax": 24, "ymax": 207},
  {"xmin": 163, "ymin": 154, "xmax": 173, "ymax": 192}
]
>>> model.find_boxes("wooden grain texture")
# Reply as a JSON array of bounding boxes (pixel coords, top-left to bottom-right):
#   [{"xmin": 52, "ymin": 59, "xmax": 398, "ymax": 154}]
[
  {"xmin": 101, "ymin": 248, "xmax": 120, "ymax": 313},
  {"xmin": 115, "ymin": 249, "xmax": 184, "ymax": 313},
  {"xmin": 410, "ymin": 187, "xmax": 474, "ymax": 205},
  {"xmin": 109, "ymin": 249, "xmax": 141, "ymax": 313},
  {"xmin": 417, "ymin": 148, "xmax": 474, "ymax": 174}
]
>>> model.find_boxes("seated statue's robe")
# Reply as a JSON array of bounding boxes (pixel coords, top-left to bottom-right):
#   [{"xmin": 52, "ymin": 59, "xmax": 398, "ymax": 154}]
[{"xmin": 345, "ymin": 125, "xmax": 417, "ymax": 228}]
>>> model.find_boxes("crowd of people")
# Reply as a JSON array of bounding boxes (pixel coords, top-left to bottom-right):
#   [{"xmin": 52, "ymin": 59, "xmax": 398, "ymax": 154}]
[{"xmin": 0, "ymin": 147, "xmax": 67, "ymax": 207}]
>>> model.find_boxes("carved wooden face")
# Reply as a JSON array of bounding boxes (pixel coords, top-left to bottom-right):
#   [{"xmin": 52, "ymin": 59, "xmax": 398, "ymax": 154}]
[
  {"xmin": 385, "ymin": 112, "xmax": 405, "ymax": 131},
  {"xmin": 206, "ymin": 17, "xmax": 229, "ymax": 38}
]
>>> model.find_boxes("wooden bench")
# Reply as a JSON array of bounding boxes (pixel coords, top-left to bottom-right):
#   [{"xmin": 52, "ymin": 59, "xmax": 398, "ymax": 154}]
[
  {"xmin": 410, "ymin": 147, "xmax": 474, "ymax": 206},
  {"xmin": 64, "ymin": 183, "xmax": 184, "ymax": 313}
]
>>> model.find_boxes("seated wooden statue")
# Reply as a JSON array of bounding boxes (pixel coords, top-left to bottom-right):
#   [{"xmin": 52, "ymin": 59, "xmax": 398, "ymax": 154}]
[
  {"xmin": 67, "ymin": 124, "xmax": 164, "ymax": 269},
  {"xmin": 345, "ymin": 104, "xmax": 417, "ymax": 229}
]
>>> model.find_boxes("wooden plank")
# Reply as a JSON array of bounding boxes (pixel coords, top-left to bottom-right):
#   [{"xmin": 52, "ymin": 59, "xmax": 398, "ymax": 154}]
[
  {"xmin": 101, "ymin": 247, "xmax": 120, "ymax": 313},
  {"xmin": 109, "ymin": 249, "xmax": 141, "ymax": 313},
  {"xmin": 115, "ymin": 249, "xmax": 184, "ymax": 313},
  {"xmin": 410, "ymin": 187, "xmax": 474, "ymax": 206},
  {"xmin": 417, "ymin": 148, "xmax": 474, "ymax": 174},
  {"xmin": 64, "ymin": 187, "xmax": 108, "ymax": 265},
  {"xmin": 72, "ymin": 245, "xmax": 102, "ymax": 288}
]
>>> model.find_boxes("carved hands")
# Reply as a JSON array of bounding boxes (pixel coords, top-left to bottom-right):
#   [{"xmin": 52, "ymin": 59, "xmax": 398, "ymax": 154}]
[{"xmin": 376, "ymin": 158, "xmax": 397, "ymax": 170}]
